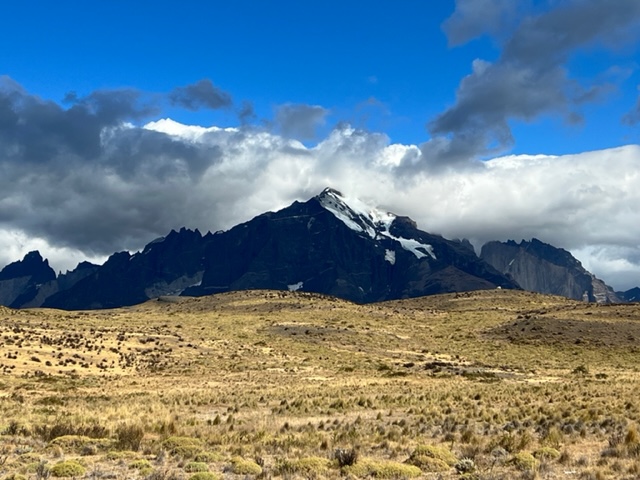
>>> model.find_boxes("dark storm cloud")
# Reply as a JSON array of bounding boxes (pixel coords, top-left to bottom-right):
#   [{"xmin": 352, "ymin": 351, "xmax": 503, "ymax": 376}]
[
  {"xmin": 168, "ymin": 79, "xmax": 233, "ymax": 111},
  {"xmin": 442, "ymin": 0, "xmax": 529, "ymax": 46},
  {"xmin": 0, "ymin": 77, "xmax": 158, "ymax": 162},
  {"xmin": 429, "ymin": 0, "xmax": 640, "ymax": 167},
  {"xmin": 0, "ymin": 77, "xmax": 225, "ymax": 254},
  {"xmin": 275, "ymin": 103, "xmax": 329, "ymax": 141}
]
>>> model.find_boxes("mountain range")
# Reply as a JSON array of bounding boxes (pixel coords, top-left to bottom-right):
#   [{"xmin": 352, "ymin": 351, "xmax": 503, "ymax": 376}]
[{"xmin": 0, "ymin": 188, "xmax": 637, "ymax": 310}]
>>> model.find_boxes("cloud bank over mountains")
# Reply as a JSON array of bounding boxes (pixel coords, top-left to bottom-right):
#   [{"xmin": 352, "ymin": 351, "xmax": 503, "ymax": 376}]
[
  {"xmin": 1, "ymin": 76, "xmax": 639, "ymax": 289},
  {"xmin": 1, "ymin": 0, "xmax": 640, "ymax": 290}
]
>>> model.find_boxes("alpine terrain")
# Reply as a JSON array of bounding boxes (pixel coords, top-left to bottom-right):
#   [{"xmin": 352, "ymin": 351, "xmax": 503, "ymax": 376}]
[{"xmin": 1, "ymin": 188, "xmax": 518, "ymax": 310}]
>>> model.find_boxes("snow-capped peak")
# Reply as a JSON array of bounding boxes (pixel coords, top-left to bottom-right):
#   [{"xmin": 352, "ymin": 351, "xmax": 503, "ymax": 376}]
[
  {"xmin": 316, "ymin": 188, "xmax": 436, "ymax": 260},
  {"xmin": 317, "ymin": 188, "xmax": 396, "ymax": 238}
]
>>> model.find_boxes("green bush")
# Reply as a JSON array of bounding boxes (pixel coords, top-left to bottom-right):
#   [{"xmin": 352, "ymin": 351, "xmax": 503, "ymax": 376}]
[
  {"xmin": 344, "ymin": 458, "xmax": 421, "ymax": 478},
  {"xmin": 275, "ymin": 456, "xmax": 331, "ymax": 476},
  {"xmin": 50, "ymin": 460, "xmax": 86, "ymax": 477},
  {"xmin": 188, "ymin": 473, "xmax": 221, "ymax": 480},
  {"xmin": 184, "ymin": 461, "xmax": 209, "ymax": 473},
  {"xmin": 406, "ymin": 444, "xmax": 456, "ymax": 471},
  {"xmin": 129, "ymin": 459, "xmax": 152, "ymax": 470},
  {"xmin": 229, "ymin": 455, "xmax": 262, "ymax": 475},
  {"xmin": 162, "ymin": 436, "xmax": 204, "ymax": 458},
  {"xmin": 105, "ymin": 450, "xmax": 139, "ymax": 460},
  {"xmin": 511, "ymin": 452, "xmax": 538, "ymax": 472}
]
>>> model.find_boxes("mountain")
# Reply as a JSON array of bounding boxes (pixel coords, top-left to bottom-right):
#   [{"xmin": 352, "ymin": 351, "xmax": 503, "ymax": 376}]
[
  {"xmin": 0, "ymin": 251, "xmax": 99, "ymax": 309},
  {"xmin": 38, "ymin": 188, "xmax": 517, "ymax": 310},
  {"xmin": 182, "ymin": 188, "xmax": 518, "ymax": 302},
  {"xmin": 44, "ymin": 228, "xmax": 207, "ymax": 310},
  {"xmin": 0, "ymin": 251, "xmax": 56, "ymax": 308},
  {"xmin": 480, "ymin": 238, "xmax": 622, "ymax": 303},
  {"xmin": 617, "ymin": 287, "xmax": 640, "ymax": 303},
  {"xmin": 18, "ymin": 261, "xmax": 100, "ymax": 308}
]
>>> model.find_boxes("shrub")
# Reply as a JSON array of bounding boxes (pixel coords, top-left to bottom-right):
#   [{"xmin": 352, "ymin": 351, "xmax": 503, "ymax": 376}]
[
  {"xmin": 188, "ymin": 473, "xmax": 221, "ymax": 480},
  {"xmin": 130, "ymin": 459, "xmax": 152, "ymax": 470},
  {"xmin": 534, "ymin": 447, "xmax": 561, "ymax": 461},
  {"xmin": 116, "ymin": 424, "xmax": 145, "ymax": 451},
  {"xmin": 275, "ymin": 456, "xmax": 331, "ymax": 477},
  {"xmin": 511, "ymin": 452, "xmax": 538, "ymax": 472},
  {"xmin": 184, "ymin": 462, "xmax": 209, "ymax": 473},
  {"xmin": 36, "ymin": 421, "xmax": 108, "ymax": 441},
  {"xmin": 49, "ymin": 435, "xmax": 91, "ymax": 449},
  {"xmin": 455, "ymin": 458, "xmax": 476, "ymax": 474},
  {"xmin": 229, "ymin": 455, "xmax": 262, "ymax": 475},
  {"xmin": 406, "ymin": 444, "xmax": 456, "ymax": 471},
  {"xmin": 334, "ymin": 447, "xmax": 358, "ymax": 467},
  {"xmin": 50, "ymin": 460, "xmax": 86, "ymax": 477},
  {"xmin": 489, "ymin": 432, "xmax": 533, "ymax": 453},
  {"xmin": 162, "ymin": 436, "xmax": 204, "ymax": 458},
  {"xmin": 105, "ymin": 450, "xmax": 139, "ymax": 460},
  {"xmin": 344, "ymin": 458, "xmax": 421, "ymax": 478}
]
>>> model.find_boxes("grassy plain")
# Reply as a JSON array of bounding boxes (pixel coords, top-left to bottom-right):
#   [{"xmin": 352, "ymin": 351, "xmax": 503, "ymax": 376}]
[{"xmin": 1, "ymin": 289, "xmax": 640, "ymax": 479}]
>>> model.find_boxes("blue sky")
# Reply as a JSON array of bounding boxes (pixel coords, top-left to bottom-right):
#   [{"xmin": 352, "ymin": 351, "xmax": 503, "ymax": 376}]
[
  {"xmin": 1, "ymin": 0, "xmax": 640, "ymax": 289},
  {"xmin": 3, "ymin": 1, "xmax": 638, "ymax": 153}
]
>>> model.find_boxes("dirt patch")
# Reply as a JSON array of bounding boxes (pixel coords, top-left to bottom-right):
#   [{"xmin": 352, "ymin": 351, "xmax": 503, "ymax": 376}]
[{"xmin": 487, "ymin": 316, "xmax": 640, "ymax": 347}]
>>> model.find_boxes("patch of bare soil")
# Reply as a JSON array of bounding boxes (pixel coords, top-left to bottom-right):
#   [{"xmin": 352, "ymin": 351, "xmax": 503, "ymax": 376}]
[{"xmin": 488, "ymin": 315, "xmax": 640, "ymax": 347}]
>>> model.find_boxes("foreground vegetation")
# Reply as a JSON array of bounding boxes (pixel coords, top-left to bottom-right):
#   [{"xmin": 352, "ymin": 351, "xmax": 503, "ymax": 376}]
[{"xmin": 1, "ymin": 289, "xmax": 640, "ymax": 479}]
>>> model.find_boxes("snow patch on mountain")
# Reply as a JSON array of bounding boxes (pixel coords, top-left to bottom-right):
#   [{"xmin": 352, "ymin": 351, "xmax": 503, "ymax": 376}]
[
  {"xmin": 318, "ymin": 188, "xmax": 436, "ymax": 260},
  {"xmin": 288, "ymin": 281, "xmax": 303, "ymax": 292},
  {"xmin": 391, "ymin": 237, "xmax": 436, "ymax": 260},
  {"xmin": 385, "ymin": 250, "xmax": 396, "ymax": 265}
]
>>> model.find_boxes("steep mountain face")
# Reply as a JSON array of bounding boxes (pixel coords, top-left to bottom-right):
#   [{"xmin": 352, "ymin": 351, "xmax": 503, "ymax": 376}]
[
  {"xmin": 183, "ymin": 188, "xmax": 518, "ymax": 303},
  {"xmin": 18, "ymin": 262, "xmax": 100, "ymax": 308},
  {"xmin": 0, "ymin": 251, "xmax": 56, "ymax": 308},
  {"xmin": 30, "ymin": 188, "xmax": 518, "ymax": 310},
  {"xmin": 480, "ymin": 239, "xmax": 622, "ymax": 303},
  {"xmin": 44, "ymin": 228, "xmax": 207, "ymax": 310}
]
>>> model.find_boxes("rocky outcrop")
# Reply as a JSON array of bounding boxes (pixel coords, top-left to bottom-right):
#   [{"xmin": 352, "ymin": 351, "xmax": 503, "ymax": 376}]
[{"xmin": 480, "ymin": 238, "xmax": 622, "ymax": 303}]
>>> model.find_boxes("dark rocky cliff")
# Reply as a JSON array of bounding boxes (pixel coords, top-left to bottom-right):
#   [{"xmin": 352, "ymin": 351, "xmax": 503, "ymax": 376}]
[
  {"xmin": 29, "ymin": 189, "xmax": 519, "ymax": 310},
  {"xmin": 481, "ymin": 239, "xmax": 622, "ymax": 303}
]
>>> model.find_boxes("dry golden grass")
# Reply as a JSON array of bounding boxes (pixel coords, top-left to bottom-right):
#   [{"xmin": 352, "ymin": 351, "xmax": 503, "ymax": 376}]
[{"xmin": 0, "ymin": 289, "xmax": 639, "ymax": 479}]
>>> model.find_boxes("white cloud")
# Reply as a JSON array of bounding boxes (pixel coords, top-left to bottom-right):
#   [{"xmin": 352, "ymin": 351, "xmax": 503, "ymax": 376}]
[{"xmin": 0, "ymin": 230, "xmax": 106, "ymax": 274}]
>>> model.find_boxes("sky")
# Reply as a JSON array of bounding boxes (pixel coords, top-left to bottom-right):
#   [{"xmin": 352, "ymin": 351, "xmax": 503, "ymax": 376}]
[{"xmin": 1, "ymin": 0, "xmax": 640, "ymax": 291}]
